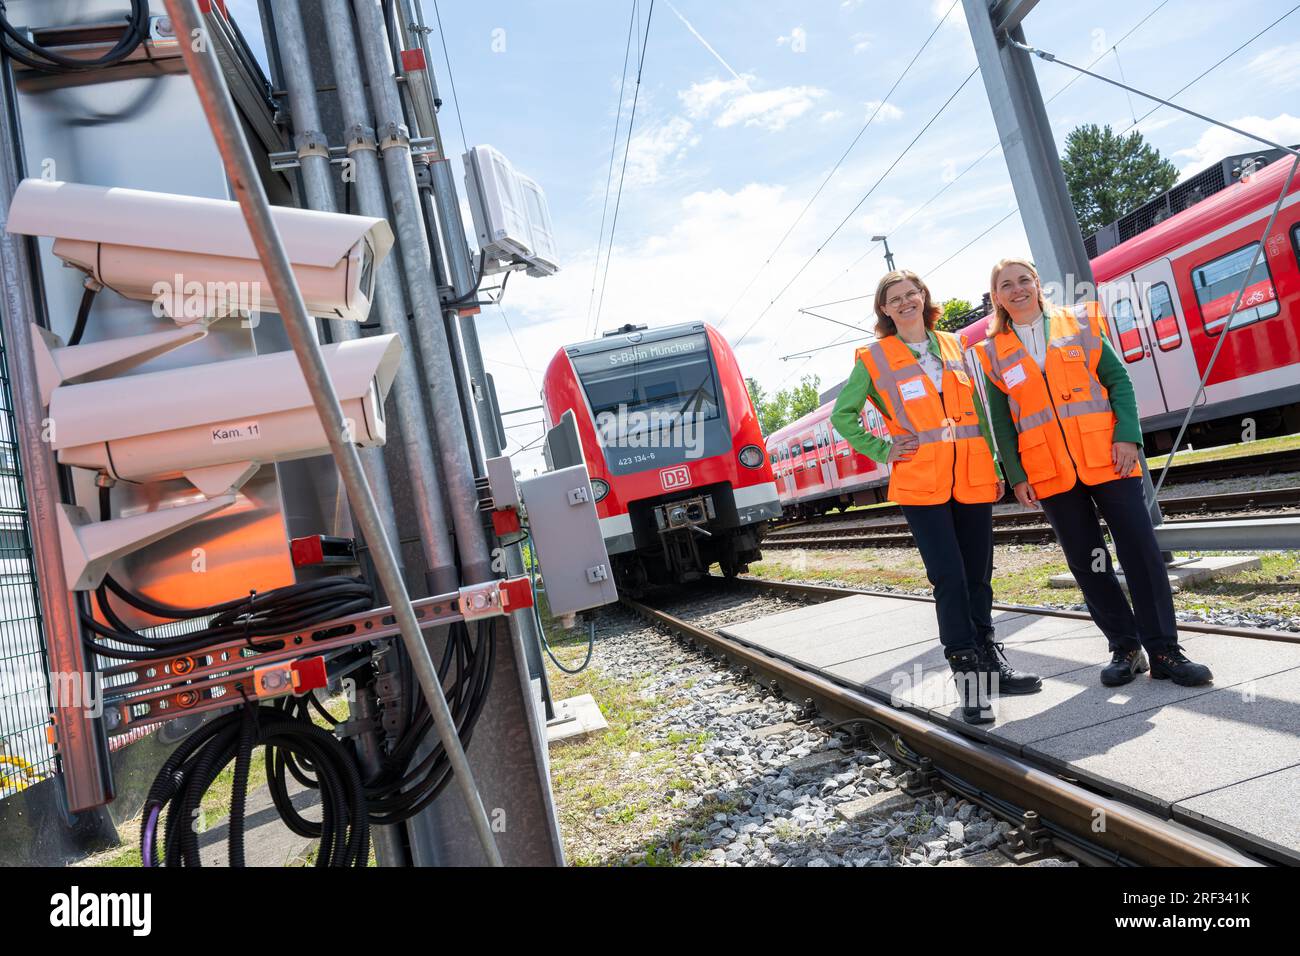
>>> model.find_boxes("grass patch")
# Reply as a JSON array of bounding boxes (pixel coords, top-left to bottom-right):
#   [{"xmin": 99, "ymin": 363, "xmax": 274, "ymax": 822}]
[{"xmin": 1146, "ymin": 432, "xmax": 1300, "ymax": 470}]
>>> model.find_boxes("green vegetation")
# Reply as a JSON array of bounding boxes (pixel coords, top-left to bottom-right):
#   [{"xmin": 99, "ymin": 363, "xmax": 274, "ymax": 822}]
[{"xmin": 1061, "ymin": 123, "xmax": 1179, "ymax": 236}]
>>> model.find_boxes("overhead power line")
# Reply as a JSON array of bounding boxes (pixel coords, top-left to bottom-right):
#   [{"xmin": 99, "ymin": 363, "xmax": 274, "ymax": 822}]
[
  {"xmin": 732, "ymin": 66, "xmax": 980, "ymax": 350},
  {"xmin": 584, "ymin": 2, "xmax": 640, "ymax": 339},
  {"xmin": 714, "ymin": 0, "xmax": 962, "ymax": 332},
  {"xmin": 592, "ymin": 0, "xmax": 657, "ymax": 337}
]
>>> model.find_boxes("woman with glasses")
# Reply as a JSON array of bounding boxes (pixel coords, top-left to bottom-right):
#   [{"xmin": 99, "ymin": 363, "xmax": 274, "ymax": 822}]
[{"xmin": 831, "ymin": 269, "xmax": 1041, "ymax": 724}]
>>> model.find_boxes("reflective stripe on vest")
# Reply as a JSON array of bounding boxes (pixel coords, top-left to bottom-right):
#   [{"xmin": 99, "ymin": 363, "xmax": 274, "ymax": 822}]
[
  {"xmin": 975, "ymin": 302, "xmax": 1120, "ymax": 499},
  {"xmin": 856, "ymin": 331, "xmax": 998, "ymax": 506}
]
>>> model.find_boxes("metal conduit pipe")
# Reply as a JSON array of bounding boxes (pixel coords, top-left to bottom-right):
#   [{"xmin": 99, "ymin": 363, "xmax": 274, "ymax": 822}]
[
  {"xmin": 392, "ymin": 0, "xmax": 553, "ymax": 707},
  {"xmin": 319, "ymin": 0, "xmax": 459, "ymax": 597},
  {"xmin": 163, "ymin": 0, "xmax": 503, "ymax": 866},
  {"xmin": 269, "ymin": 0, "xmax": 402, "ymax": 567},
  {"xmin": 350, "ymin": 0, "xmax": 493, "ymax": 584},
  {"xmin": 271, "ymin": 0, "xmax": 407, "ymax": 867}
]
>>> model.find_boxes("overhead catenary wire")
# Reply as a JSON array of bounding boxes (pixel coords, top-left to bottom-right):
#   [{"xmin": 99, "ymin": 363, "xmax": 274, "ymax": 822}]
[
  {"xmin": 592, "ymin": 0, "xmax": 657, "ymax": 337},
  {"xmin": 713, "ymin": 0, "xmax": 962, "ymax": 333},
  {"xmin": 585, "ymin": 1, "xmax": 640, "ymax": 339},
  {"xmin": 733, "ymin": 66, "xmax": 981, "ymax": 351}
]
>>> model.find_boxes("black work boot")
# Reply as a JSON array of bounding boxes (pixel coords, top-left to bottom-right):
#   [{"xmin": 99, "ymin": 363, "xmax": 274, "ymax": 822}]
[
  {"xmin": 1149, "ymin": 644, "xmax": 1213, "ymax": 686},
  {"xmin": 1100, "ymin": 646, "xmax": 1148, "ymax": 686},
  {"xmin": 977, "ymin": 636, "xmax": 1042, "ymax": 694},
  {"xmin": 946, "ymin": 648, "xmax": 995, "ymax": 725}
]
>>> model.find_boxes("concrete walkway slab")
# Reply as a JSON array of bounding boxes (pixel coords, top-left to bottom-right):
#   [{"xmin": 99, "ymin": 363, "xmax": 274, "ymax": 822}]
[{"xmin": 1175, "ymin": 763, "xmax": 1300, "ymax": 864}]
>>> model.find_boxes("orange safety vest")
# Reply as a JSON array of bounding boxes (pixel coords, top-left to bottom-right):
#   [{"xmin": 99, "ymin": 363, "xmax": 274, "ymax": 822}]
[
  {"xmin": 974, "ymin": 302, "xmax": 1119, "ymax": 500},
  {"xmin": 856, "ymin": 331, "xmax": 999, "ymax": 506}
]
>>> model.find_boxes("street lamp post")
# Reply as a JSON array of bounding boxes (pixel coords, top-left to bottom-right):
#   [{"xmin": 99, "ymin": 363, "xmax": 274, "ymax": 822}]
[{"xmin": 872, "ymin": 234, "xmax": 896, "ymax": 272}]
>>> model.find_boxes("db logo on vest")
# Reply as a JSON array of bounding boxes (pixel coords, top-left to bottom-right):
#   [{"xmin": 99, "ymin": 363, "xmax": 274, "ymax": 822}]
[{"xmin": 660, "ymin": 465, "xmax": 691, "ymax": 490}]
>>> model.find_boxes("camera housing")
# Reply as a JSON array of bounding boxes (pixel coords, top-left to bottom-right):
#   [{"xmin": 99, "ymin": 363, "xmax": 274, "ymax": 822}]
[
  {"xmin": 49, "ymin": 334, "xmax": 403, "ymax": 496},
  {"xmin": 6, "ymin": 179, "xmax": 394, "ymax": 323}
]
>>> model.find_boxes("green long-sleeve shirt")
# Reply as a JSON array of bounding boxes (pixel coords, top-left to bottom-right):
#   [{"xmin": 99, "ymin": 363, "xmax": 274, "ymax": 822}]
[
  {"xmin": 980, "ymin": 312, "xmax": 1143, "ymax": 486},
  {"xmin": 828, "ymin": 330, "xmax": 1002, "ymax": 479}
]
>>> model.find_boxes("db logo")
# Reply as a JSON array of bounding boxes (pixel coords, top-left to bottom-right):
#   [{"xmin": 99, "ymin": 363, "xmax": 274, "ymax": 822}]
[{"xmin": 660, "ymin": 465, "xmax": 691, "ymax": 490}]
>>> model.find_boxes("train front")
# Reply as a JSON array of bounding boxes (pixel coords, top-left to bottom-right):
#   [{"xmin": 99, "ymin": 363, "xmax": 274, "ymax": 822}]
[{"xmin": 542, "ymin": 322, "xmax": 780, "ymax": 591}]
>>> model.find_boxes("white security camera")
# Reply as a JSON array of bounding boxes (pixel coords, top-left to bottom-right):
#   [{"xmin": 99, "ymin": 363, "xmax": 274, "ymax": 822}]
[
  {"xmin": 5, "ymin": 179, "xmax": 394, "ymax": 324},
  {"xmin": 49, "ymin": 334, "xmax": 403, "ymax": 496}
]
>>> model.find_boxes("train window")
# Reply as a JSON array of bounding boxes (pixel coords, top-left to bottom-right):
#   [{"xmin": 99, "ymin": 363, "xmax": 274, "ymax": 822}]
[
  {"xmin": 802, "ymin": 439, "xmax": 815, "ymax": 453},
  {"xmin": 817, "ymin": 431, "xmax": 828, "ymax": 448},
  {"xmin": 571, "ymin": 332, "xmax": 721, "ymax": 443},
  {"xmin": 1146, "ymin": 282, "xmax": 1182, "ymax": 351},
  {"xmin": 1191, "ymin": 243, "xmax": 1279, "ymax": 335},
  {"xmin": 1110, "ymin": 298, "xmax": 1144, "ymax": 363}
]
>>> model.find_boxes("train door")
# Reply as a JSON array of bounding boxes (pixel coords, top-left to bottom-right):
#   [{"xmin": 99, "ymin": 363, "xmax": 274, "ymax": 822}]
[
  {"xmin": 1099, "ymin": 277, "xmax": 1167, "ymax": 418},
  {"xmin": 815, "ymin": 421, "xmax": 835, "ymax": 488},
  {"xmin": 1131, "ymin": 258, "xmax": 1204, "ymax": 416}
]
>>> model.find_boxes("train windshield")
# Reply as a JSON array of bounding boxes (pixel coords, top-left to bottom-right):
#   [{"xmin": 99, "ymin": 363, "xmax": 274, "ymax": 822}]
[{"xmin": 571, "ymin": 332, "xmax": 720, "ymax": 443}]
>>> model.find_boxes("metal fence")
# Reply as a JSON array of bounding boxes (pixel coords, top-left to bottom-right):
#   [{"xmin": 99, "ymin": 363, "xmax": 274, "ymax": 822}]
[{"xmin": 0, "ymin": 322, "xmax": 52, "ymax": 798}]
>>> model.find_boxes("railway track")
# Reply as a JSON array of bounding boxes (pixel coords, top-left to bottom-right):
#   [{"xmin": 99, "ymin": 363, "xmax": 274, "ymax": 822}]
[
  {"xmin": 624, "ymin": 577, "xmax": 1277, "ymax": 866},
  {"xmin": 765, "ymin": 485, "xmax": 1300, "ymax": 551},
  {"xmin": 776, "ymin": 447, "xmax": 1300, "ymax": 529}
]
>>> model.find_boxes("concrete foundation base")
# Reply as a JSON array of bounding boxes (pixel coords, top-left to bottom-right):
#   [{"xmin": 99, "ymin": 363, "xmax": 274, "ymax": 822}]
[
  {"xmin": 1048, "ymin": 555, "xmax": 1262, "ymax": 592},
  {"xmin": 545, "ymin": 694, "xmax": 608, "ymax": 746}
]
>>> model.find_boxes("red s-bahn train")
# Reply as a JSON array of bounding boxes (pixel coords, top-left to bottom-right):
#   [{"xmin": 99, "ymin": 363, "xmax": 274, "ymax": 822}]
[
  {"xmin": 767, "ymin": 149, "xmax": 1300, "ymax": 516},
  {"xmin": 542, "ymin": 322, "xmax": 781, "ymax": 590}
]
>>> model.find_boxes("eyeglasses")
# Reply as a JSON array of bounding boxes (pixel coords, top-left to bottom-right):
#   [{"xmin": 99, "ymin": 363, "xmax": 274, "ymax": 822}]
[{"xmin": 885, "ymin": 289, "xmax": 924, "ymax": 309}]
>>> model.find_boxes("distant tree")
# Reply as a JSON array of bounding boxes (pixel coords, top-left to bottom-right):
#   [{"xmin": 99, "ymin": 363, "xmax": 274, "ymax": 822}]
[
  {"xmin": 1061, "ymin": 123, "xmax": 1178, "ymax": 236},
  {"xmin": 937, "ymin": 297, "xmax": 974, "ymax": 333},
  {"xmin": 786, "ymin": 375, "xmax": 822, "ymax": 421},
  {"xmin": 747, "ymin": 374, "xmax": 821, "ymax": 435}
]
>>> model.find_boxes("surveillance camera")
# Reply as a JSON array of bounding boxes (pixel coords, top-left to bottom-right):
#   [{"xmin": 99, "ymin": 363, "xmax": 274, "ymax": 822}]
[
  {"xmin": 5, "ymin": 179, "xmax": 394, "ymax": 324},
  {"xmin": 48, "ymin": 333, "xmax": 403, "ymax": 496}
]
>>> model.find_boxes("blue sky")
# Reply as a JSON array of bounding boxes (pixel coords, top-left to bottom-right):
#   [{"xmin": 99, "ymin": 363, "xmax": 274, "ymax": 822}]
[{"xmin": 231, "ymin": 1, "xmax": 1300, "ymax": 470}]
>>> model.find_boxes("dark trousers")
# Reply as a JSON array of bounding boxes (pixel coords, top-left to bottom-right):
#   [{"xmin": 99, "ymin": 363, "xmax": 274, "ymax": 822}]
[
  {"xmin": 1039, "ymin": 476, "xmax": 1177, "ymax": 652},
  {"xmin": 899, "ymin": 500, "xmax": 994, "ymax": 654}
]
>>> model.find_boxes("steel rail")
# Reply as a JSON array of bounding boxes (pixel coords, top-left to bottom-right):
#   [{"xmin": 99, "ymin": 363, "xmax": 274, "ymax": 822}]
[{"xmin": 623, "ymin": 594, "xmax": 1264, "ymax": 866}]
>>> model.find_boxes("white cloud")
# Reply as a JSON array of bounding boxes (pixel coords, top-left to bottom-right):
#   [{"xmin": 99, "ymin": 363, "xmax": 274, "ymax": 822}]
[
  {"xmin": 681, "ymin": 74, "xmax": 827, "ymax": 132},
  {"xmin": 819, "ymin": 110, "xmax": 844, "ymax": 123},
  {"xmin": 1172, "ymin": 114, "xmax": 1300, "ymax": 179},
  {"xmin": 841, "ymin": 0, "xmax": 865, "ymax": 10},
  {"xmin": 851, "ymin": 32, "xmax": 872, "ymax": 54},
  {"xmin": 776, "ymin": 27, "xmax": 807, "ymax": 48},
  {"xmin": 680, "ymin": 76, "xmax": 750, "ymax": 117},
  {"xmin": 625, "ymin": 116, "xmax": 699, "ymax": 187},
  {"xmin": 1246, "ymin": 43, "xmax": 1300, "ymax": 92},
  {"xmin": 865, "ymin": 100, "xmax": 904, "ymax": 122},
  {"xmin": 932, "ymin": 0, "xmax": 966, "ymax": 28}
]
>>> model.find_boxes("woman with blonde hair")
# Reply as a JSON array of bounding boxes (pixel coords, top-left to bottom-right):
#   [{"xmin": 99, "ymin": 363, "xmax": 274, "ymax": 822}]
[
  {"xmin": 972, "ymin": 258, "xmax": 1211, "ymax": 687},
  {"xmin": 831, "ymin": 269, "xmax": 1041, "ymax": 724}
]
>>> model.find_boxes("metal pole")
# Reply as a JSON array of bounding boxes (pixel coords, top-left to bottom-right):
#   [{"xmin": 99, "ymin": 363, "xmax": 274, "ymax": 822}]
[
  {"xmin": 163, "ymin": 0, "xmax": 503, "ymax": 866},
  {"xmin": 319, "ymin": 0, "xmax": 459, "ymax": 596},
  {"xmin": 0, "ymin": 66, "xmax": 110, "ymax": 814},
  {"xmin": 270, "ymin": 0, "xmax": 402, "ymax": 569},
  {"xmin": 270, "ymin": 0, "xmax": 406, "ymax": 866},
  {"xmin": 394, "ymin": 0, "xmax": 554, "ymax": 712},
  {"xmin": 351, "ymin": 0, "xmax": 492, "ymax": 584},
  {"xmin": 882, "ymin": 237, "xmax": 895, "ymax": 272}
]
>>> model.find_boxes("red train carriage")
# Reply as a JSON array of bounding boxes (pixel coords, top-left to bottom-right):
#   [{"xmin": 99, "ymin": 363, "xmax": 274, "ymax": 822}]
[
  {"xmin": 765, "ymin": 398, "xmax": 892, "ymax": 517},
  {"xmin": 542, "ymin": 322, "xmax": 781, "ymax": 591}
]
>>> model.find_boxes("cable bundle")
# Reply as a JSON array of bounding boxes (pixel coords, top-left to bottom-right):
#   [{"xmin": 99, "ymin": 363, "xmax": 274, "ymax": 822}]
[
  {"xmin": 84, "ymin": 573, "xmax": 375, "ymax": 661},
  {"xmin": 353, "ymin": 617, "xmax": 495, "ymax": 826},
  {"xmin": 141, "ymin": 702, "xmax": 369, "ymax": 867},
  {"xmin": 0, "ymin": 1, "xmax": 150, "ymax": 74}
]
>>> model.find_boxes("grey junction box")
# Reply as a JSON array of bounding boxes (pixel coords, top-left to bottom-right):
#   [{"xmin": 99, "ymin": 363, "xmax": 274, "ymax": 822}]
[{"xmin": 518, "ymin": 464, "xmax": 618, "ymax": 619}]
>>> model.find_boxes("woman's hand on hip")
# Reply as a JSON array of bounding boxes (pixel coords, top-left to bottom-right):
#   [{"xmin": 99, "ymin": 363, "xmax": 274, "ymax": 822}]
[
  {"xmin": 995, "ymin": 479, "xmax": 1005, "ymax": 501},
  {"xmin": 887, "ymin": 436, "xmax": 919, "ymax": 463},
  {"xmin": 1112, "ymin": 441, "xmax": 1140, "ymax": 477},
  {"xmin": 1013, "ymin": 481, "xmax": 1039, "ymax": 510}
]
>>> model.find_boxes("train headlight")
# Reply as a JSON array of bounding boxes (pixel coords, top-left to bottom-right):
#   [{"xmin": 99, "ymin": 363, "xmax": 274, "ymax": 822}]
[
  {"xmin": 738, "ymin": 445, "xmax": 764, "ymax": 469},
  {"xmin": 591, "ymin": 478, "xmax": 610, "ymax": 502}
]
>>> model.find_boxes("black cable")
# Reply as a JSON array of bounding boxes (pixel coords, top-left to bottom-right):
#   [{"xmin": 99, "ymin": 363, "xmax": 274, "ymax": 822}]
[
  {"xmin": 142, "ymin": 703, "xmax": 369, "ymax": 867},
  {"xmin": 445, "ymin": 250, "xmax": 488, "ymax": 307},
  {"xmin": 0, "ymin": 1, "xmax": 150, "ymax": 73},
  {"xmin": 67, "ymin": 286, "xmax": 97, "ymax": 347}
]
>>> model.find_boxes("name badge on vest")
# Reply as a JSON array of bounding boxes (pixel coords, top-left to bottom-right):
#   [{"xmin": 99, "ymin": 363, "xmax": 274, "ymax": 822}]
[
  {"xmin": 899, "ymin": 377, "xmax": 927, "ymax": 401},
  {"xmin": 1002, "ymin": 363, "xmax": 1027, "ymax": 388}
]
